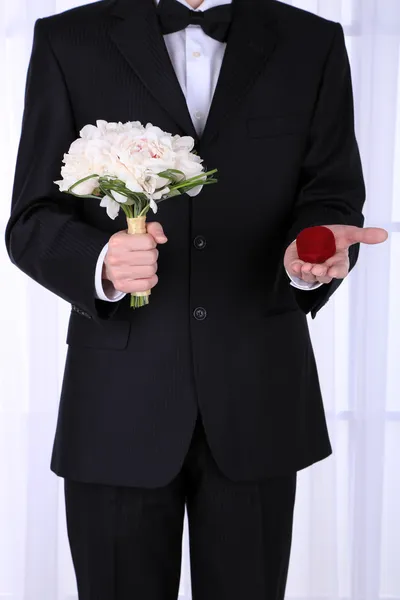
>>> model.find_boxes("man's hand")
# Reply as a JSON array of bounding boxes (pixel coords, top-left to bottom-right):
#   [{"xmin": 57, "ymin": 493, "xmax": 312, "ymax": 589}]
[
  {"xmin": 103, "ymin": 222, "xmax": 168, "ymax": 295},
  {"xmin": 284, "ymin": 225, "xmax": 388, "ymax": 285}
]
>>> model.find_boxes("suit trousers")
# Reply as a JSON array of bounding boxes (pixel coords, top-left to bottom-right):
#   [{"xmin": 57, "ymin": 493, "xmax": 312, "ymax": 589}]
[{"xmin": 64, "ymin": 420, "xmax": 297, "ymax": 600}]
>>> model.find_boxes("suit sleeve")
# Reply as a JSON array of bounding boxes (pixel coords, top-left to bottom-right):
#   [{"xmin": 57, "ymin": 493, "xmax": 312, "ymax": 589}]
[
  {"xmin": 5, "ymin": 19, "xmax": 117, "ymax": 321},
  {"xmin": 286, "ymin": 23, "xmax": 365, "ymax": 318}
]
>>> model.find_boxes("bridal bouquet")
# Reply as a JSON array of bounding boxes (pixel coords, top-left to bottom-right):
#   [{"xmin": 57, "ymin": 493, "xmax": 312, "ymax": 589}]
[{"xmin": 55, "ymin": 120, "xmax": 218, "ymax": 308}]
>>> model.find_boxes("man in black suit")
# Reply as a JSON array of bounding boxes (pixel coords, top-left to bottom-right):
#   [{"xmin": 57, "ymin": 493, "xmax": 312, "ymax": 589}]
[{"xmin": 6, "ymin": 0, "xmax": 387, "ymax": 598}]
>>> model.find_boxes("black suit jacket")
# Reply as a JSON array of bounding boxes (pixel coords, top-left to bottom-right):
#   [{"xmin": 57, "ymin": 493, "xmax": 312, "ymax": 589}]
[{"xmin": 6, "ymin": 0, "xmax": 365, "ymax": 487}]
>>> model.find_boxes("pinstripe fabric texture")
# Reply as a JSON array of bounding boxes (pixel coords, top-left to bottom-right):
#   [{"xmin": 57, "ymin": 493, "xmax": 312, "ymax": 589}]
[{"xmin": 6, "ymin": 0, "xmax": 365, "ymax": 488}]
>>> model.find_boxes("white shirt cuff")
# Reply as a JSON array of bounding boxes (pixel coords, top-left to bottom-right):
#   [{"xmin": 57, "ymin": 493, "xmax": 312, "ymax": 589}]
[
  {"xmin": 286, "ymin": 269, "xmax": 323, "ymax": 291},
  {"xmin": 95, "ymin": 243, "xmax": 126, "ymax": 303}
]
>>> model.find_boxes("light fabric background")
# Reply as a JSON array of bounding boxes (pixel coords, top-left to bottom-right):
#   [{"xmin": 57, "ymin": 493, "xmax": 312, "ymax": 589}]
[{"xmin": 0, "ymin": 0, "xmax": 399, "ymax": 598}]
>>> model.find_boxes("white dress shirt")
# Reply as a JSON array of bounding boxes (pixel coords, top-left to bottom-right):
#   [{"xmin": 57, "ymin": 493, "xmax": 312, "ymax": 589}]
[{"xmin": 95, "ymin": 0, "xmax": 320, "ymax": 302}]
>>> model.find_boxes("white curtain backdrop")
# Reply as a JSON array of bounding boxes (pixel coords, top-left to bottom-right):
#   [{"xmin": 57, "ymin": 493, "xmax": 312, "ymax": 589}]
[{"xmin": 0, "ymin": 0, "xmax": 399, "ymax": 598}]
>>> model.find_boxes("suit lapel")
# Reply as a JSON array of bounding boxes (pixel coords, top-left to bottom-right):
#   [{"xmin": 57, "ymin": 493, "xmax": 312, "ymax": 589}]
[
  {"xmin": 202, "ymin": 0, "xmax": 279, "ymax": 144},
  {"xmin": 108, "ymin": 0, "xmax": 278, "ymax": 144},
  {"xmin": 108, "ymin": 0, "xmax": 198, "ymax": 139}
]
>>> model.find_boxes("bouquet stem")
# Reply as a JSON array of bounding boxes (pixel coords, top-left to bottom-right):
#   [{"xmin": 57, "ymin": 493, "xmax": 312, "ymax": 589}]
[{"xmin": 127, "ymin": 216, "xmax": 151, "ymax": 309}]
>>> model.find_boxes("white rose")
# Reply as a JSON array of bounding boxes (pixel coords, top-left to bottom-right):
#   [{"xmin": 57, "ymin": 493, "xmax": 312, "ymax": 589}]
[
  {"xmin": 174, "ymin": 151, "xmax": 204, "ymax": 179},
  {"xmin": 115, "ymin": 134, "xmax": 176, "ymax": 175},
  {"xmin": 105, "ymin": 155, "xmax": 144, "ymax": 192},
  {"xmin": 55, "ymin": 133, "xmax": 116, "ymax": 195},
  {"xmin": 80, "ymin": 124, "xmax": 102, "ymax": 140},
  {"xmin": 154, "ymin": 174, "xmax": 172, "ymax": 188},
  {"xmin": 144, "ymin": 124, "xmax": 173, "ymax": 141},
  {"xmin": 56, "ymin": 120, "xmax": 212, "ymax": 217},
  {"xmin": 55, "ymin": 152, "xmax": 100, "ymax": 195},
  {"xmin": 172, "ymin": 135, "xmax": 195, "ymax": 152}
]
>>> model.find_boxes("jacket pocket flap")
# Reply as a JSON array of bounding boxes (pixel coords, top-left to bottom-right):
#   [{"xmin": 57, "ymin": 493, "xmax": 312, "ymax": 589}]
[{"xmin": 67, "ymin": 310, "xmax": 130, "ymax": 350}]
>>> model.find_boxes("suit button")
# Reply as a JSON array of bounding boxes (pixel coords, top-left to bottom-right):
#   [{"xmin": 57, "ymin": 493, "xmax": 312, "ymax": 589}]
[
  {"xmin": 193, "ymin": 235, "xmax": 207, "ymax": 250},
  {"xmin": 193, "ymin": 307, "xmax": 207, "ymax": 321}
]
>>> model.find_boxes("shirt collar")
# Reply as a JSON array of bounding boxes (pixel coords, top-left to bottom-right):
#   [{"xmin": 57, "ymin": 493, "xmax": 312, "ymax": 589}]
[{"xmin": 155, "ymin": 0, "xmax": 233, "ymax": 11}]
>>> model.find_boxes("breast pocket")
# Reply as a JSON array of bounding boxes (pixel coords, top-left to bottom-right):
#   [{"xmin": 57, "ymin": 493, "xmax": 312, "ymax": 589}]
[
  {"xmin": 66, "ymin": 310, "xmax": 131, "ymax": 350},
  {"xmin": 247, "ymin": 114, "xmax": 309, "ymax": 139}
]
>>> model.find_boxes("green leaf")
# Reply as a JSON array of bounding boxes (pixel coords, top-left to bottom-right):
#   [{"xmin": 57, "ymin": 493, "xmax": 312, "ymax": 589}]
[
  {"xmin": 163, "ymin": 189, "xmax": 182, "ymax": 199},
  {"xmin": 120, "ymin": 203, "xmax": 133, "ymax": 219},
  {"xmin": 65, "ymin": 190, "xmax": 102, "ymax": 200},
  {"xmin": 158, "ymin": 169, "xmax": 185, "ymax": 183},
  {"xmin": 67, "ymin": 174, "xmax": 99, "ymax": 194}
]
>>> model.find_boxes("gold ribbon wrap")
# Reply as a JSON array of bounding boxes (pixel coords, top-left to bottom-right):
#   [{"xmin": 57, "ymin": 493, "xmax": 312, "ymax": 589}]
[{"xmin": 127, "ymin": 216, "xmax": 151, "ymax": 304}]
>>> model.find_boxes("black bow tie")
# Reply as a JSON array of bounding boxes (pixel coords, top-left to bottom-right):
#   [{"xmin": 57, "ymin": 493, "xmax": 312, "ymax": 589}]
[{"xmin": 157, "ymin": 0, "xmax": 233, "ymax": 43}]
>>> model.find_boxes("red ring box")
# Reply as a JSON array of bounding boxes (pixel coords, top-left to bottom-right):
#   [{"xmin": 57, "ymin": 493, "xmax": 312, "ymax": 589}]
[{"xmin": 296, "ymin": 226, "xmax": 336, "ymax": 264}]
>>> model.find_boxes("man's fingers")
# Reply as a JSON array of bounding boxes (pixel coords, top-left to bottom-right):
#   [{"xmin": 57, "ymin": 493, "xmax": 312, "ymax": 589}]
[
  {"xmin": 108, "ymin": 264, "xmax": 158, "ymax": 280},
  {"xmin": 147, "ymin": 221, "xmax": 168, "ymax": 244},
  {"xmin": 109, "ymin": 232, "xmax": 157, "ymax": 251},
  {"xmin": 109, "ymin": 223, "xmax": 168, "ymax": 252},
  {"xmin": 311, "ymin": 264, "xmax": 328, "ymax": 277},
  {"xmin": 327, "ymin": 262, "xmax": 349, "ymax": 279},
  {"xmin": 289, "ymin": 260, "xmax": 304, "ymax": 276},
  {"xmin": 316, "ymin": 276, "xmax": 333, "ymax": 285},
  {"xmin": 287, "ymin": 261, "xmax": 317, "ymax": 283},
  {"xmin": 288, "ymin": 259, "xmax": 344, "ymax": 285},
  {"xmin": 285, "ymin": 225, "xmax": 386, "ymax": 286},
  {"xmin": 339, "ymin": 226, "xmax": 388, "ymax": 248},
  {"xmin": 300, "ymin": 263, "xmax": 314, "ymax": 274},
  {"xmin": 300, "ymin": 263, "xmax": 317, "ymax": 284},
  {"xmin": 113, "ymin": 275, "xmax": 159, "ymax": 294},
  {"xmin": 107, "ymin": 249, "xmax": 159, "ymax": 267},
  {"xmin": 125, "ymin": 249, "xmax": 159, "ymax": 266}
]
